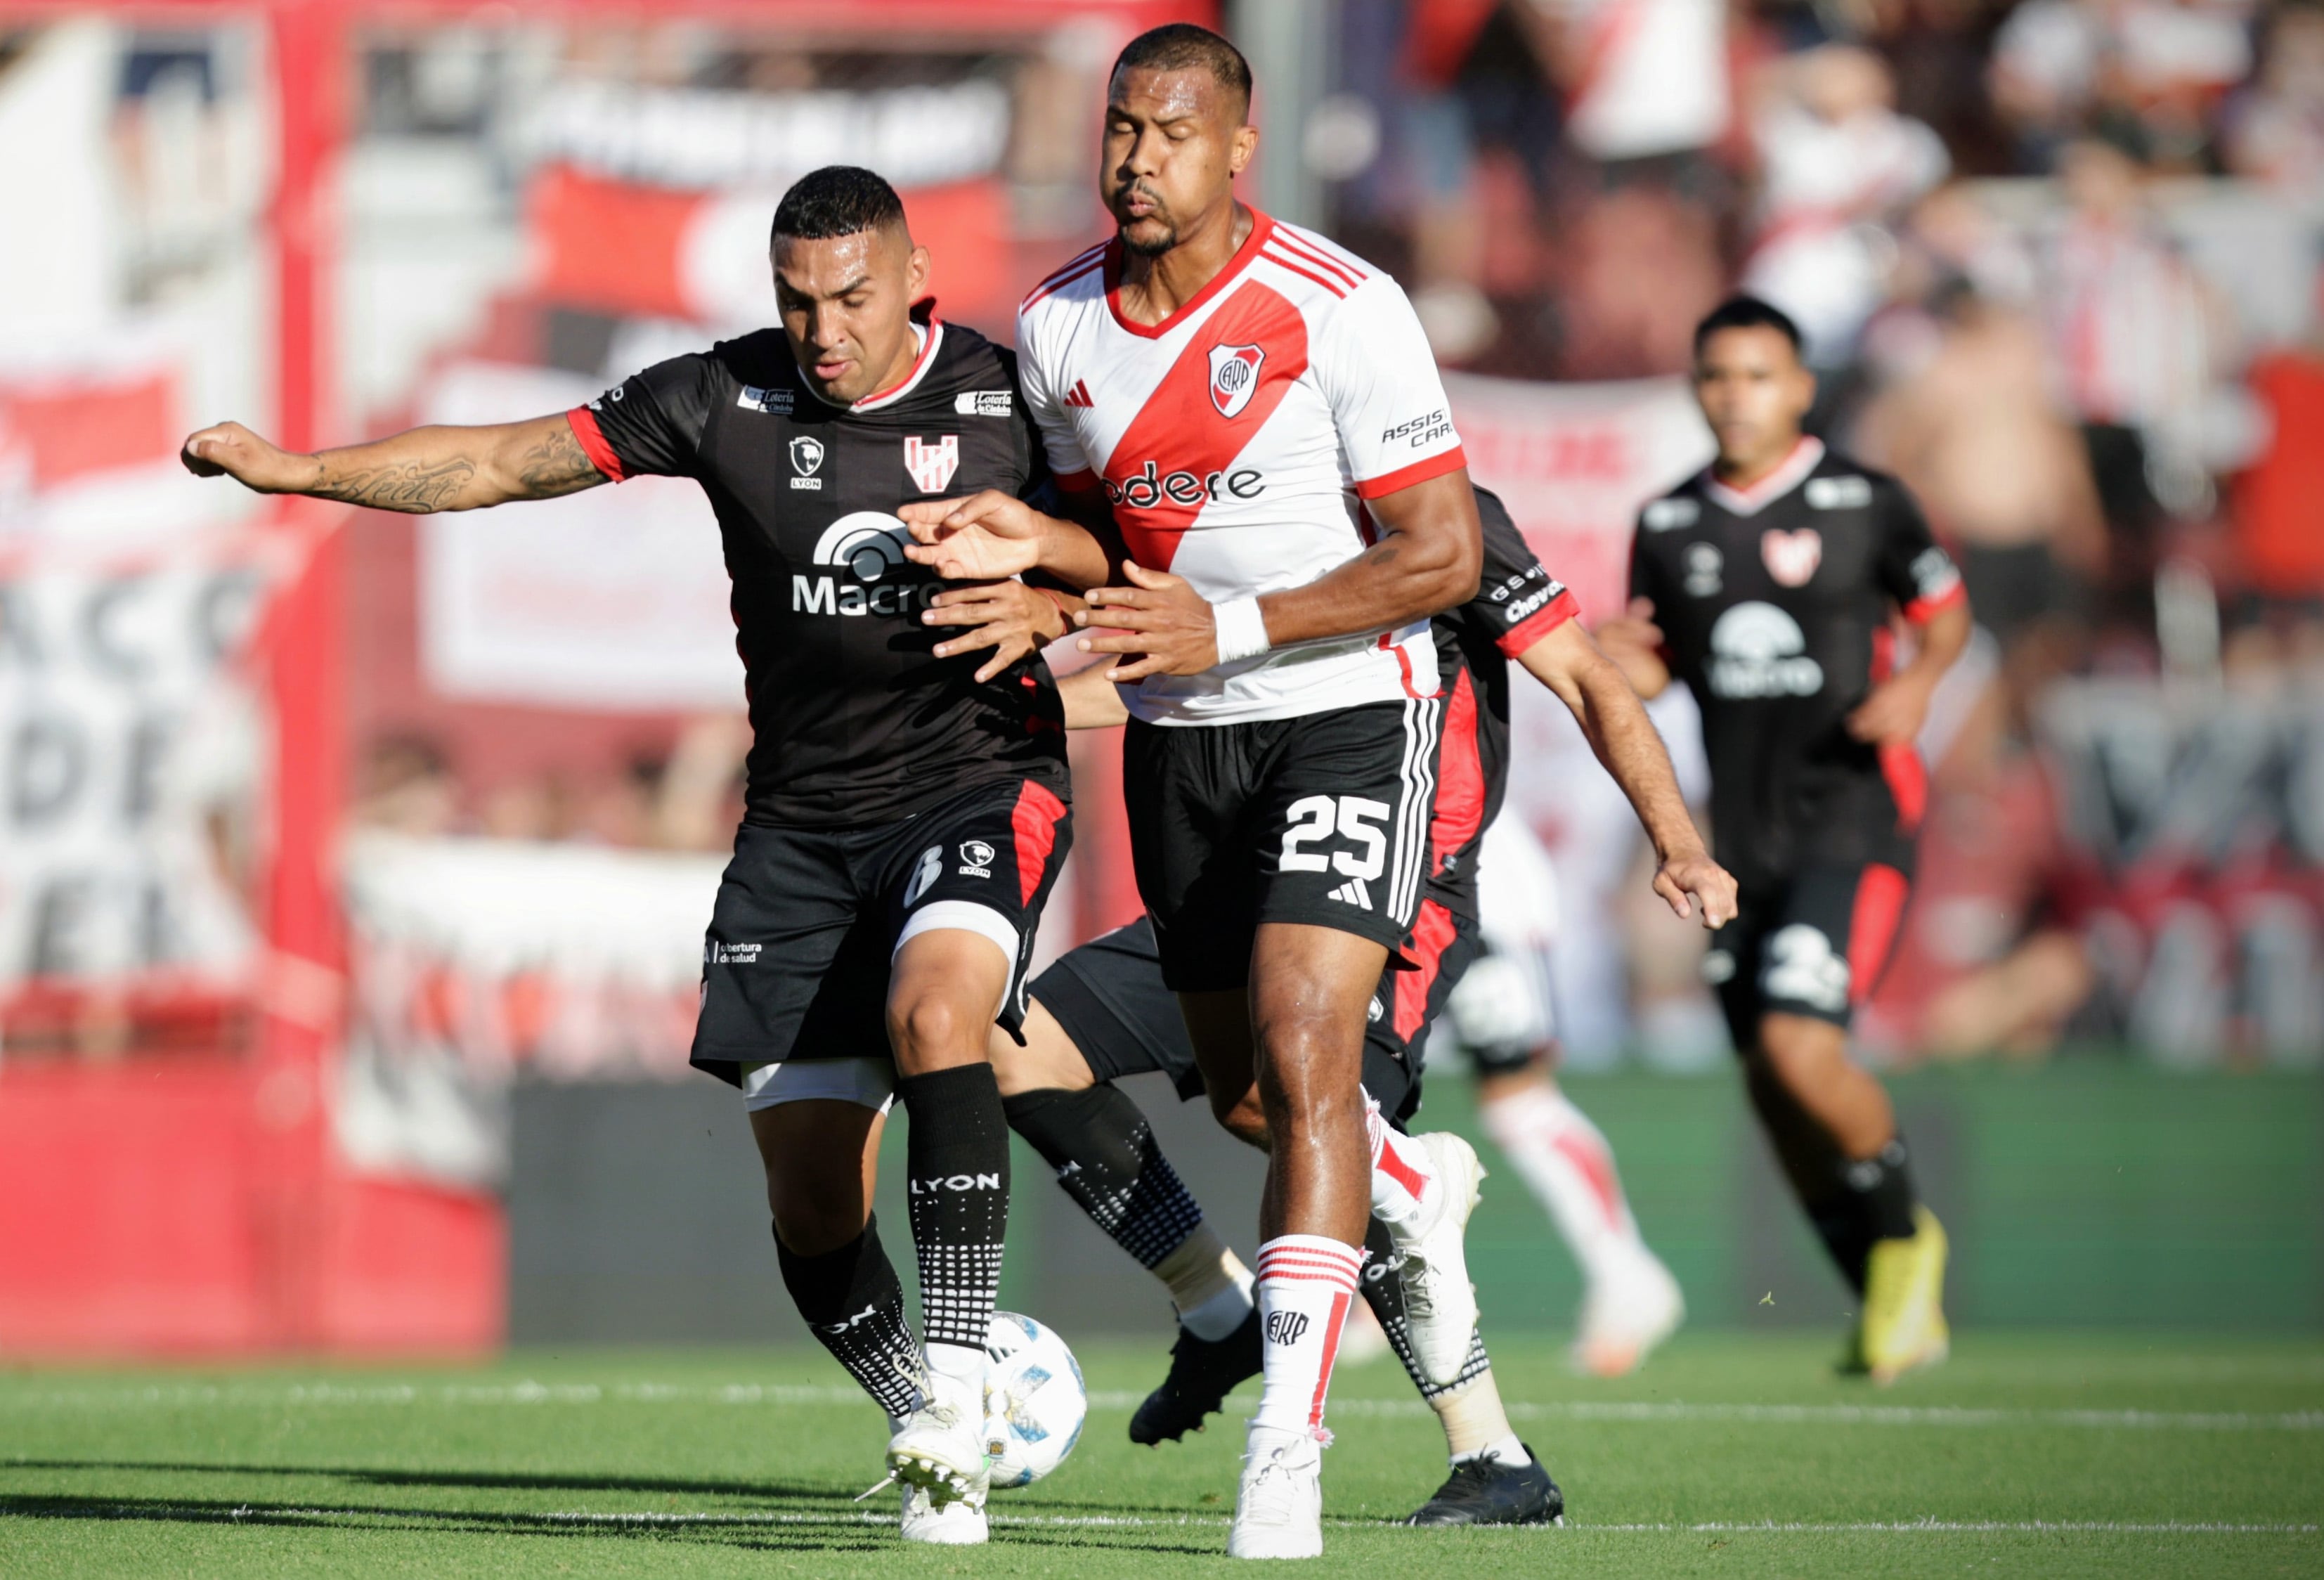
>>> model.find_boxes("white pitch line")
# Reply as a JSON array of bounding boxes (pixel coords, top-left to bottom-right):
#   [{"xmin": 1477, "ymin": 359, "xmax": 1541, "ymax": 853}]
[
  {"xmin": 5, "ymin": 1503, "xmax": 2311, "ymax": 1538},
  {"xmin": 4, "ymin": 1381, "xmax": 2320, "ymax": 1433}
]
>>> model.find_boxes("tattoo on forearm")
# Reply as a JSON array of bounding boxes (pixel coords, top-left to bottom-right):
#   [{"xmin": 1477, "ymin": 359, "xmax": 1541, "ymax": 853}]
[
  {"xmin": 307, "ymin": 423, "xmax": 601, "ymax": 513},
  {"xmin": 512, "ymin": 425, "xmax": 604, "ymax": 498},
  {"xmin": 312, "ymin": 455, "xmax": 479, "ymax": 514}
]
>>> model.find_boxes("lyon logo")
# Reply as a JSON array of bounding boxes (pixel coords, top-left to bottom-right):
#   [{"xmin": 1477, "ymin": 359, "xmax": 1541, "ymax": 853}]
[
  {"xmin": 1208, "ymin": 344, "xmax": 1266, "ymax": 418},
  {"xmin": 1761, "ymin": 528, "xmax": 1822, "ymax": 588},
  {"xmin": 904, "ymin": 434, "xmax": 960, "ymax": 493}
]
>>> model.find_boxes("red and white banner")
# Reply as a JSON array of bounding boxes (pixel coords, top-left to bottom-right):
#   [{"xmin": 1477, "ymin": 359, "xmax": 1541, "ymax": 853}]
[
  {"xmin": 528, "ymin": 164, "xmax": 1014, "ymax": 330},
  {"xmin": 0, "ymin": 531, "xmax": 288, "ymax": 1003},
  {"xmin": 1445, "ymin": 372, "xmax": 1713, "ymax": 622}
]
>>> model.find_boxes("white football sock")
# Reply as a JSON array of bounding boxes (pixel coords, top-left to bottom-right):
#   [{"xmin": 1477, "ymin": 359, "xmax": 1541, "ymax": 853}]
[
  {"xmin": 1249, "ymin": 1234, "xmax": 1365, "ymax": 1441},
  {"xmin": 1481, "ymin": 1082, "xmax": 1643, "ymax": 1286},
  {"xmin": 1364, "ymin": 1094, "xmax": 1441, "ymax": 1233},
  {"xmin": 1154, "ymin": 1227, "xmax": 1255, "ymax": 1340}
]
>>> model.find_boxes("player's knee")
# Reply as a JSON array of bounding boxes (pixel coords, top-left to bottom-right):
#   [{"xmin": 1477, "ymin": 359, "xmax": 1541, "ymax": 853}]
[{"xmin": 886, "ymin": 987, "xmax": 981, "ymax": 1070}]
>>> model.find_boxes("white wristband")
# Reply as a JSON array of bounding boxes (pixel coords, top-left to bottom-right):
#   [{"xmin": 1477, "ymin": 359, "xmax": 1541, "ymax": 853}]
[{"xmin": 1213, "ymin": 596, "xmax": 1271, "ymax": 665}]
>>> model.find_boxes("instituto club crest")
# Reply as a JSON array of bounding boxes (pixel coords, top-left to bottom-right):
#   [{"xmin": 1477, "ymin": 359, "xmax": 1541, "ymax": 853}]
[
  {"xmin": 1760, "ymin": 527, "xmax": 1823, "ymax": 588},
  {"xmin": 1208, "ymin": 344, "xmax": 1266, "ymax": 417},
  {"xmin": 904, "ymin": 434, "xmax": 961, "ymax": 493}
]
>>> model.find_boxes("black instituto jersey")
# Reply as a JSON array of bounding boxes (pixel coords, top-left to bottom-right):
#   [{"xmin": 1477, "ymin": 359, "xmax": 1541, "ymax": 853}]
[
  {"xmin": 1424, "ymin": 487, "xmax": 1580, "ymax": 917},
  {"xmin": 569, "ymin": 309, "xmax": 1068, "ymax": 829},
  {"xmin": 1628, "ymin": 439, "xmax": 1964, "ymax": 887}
]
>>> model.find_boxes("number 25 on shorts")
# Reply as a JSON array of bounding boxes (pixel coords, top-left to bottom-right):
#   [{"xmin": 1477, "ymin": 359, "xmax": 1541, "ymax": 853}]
[{"xmin": 1279, "ymin": 794, "xmax": 1391, "ymax": 880}]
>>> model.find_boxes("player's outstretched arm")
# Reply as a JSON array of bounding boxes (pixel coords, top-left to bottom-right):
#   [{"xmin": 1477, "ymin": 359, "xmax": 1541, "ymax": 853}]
[
  {"xmin": 899, "ymin": 491, "xmax": 1115, "ymax": 590},
  {"xmin": 1846, "ymin": 596, "xmax": 1971, "ymax": 745},
  {"xmin": 1518, "ymin": 619, "xmax": 1737, "ymax": 929},
  {"xmin": 180, "ymin": 415, "xmax": 606, "ymax": 514},
  {"xmin": 1073, "ymin": 470, "xmax": 1483, "ymax": 682}
]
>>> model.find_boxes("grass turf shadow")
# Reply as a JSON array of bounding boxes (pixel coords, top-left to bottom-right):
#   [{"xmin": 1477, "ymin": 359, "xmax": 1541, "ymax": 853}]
[{"xmin": 1, "ymin": 1456, "xmax": 841, "ymax": 1505}]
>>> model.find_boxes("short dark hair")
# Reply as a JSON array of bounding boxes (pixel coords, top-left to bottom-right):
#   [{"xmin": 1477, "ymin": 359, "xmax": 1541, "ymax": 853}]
[
  {"xmin": 1112, "ymin": 22, "xmax": 1253, "ymax": 114},
  {"xmin": 771, "ymin": 165, "xmax": 906, "ymax": 245},
  {"xmin": 1693, "ymin": 295, "xmax": 1804, "ymax": 358}
]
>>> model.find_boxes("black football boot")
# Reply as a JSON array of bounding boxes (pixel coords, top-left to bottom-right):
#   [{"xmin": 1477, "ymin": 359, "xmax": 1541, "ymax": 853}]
[
  {"xmin": 1127, "ymin": 1307, "xmax": 1264, "ymax": 1445},
  {"xmin": 1405, "ymin": 1446, "xmax": 1565, "ymax": 1526}
]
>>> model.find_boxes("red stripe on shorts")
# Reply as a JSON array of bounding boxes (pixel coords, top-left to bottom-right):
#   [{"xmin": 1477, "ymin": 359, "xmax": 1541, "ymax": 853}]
[
  {"xmin": 1011, "ymin": 781, "xmax": 1067, "ymax": 905},
  {"xmin": 1848, "ymin": 862, "xmax": 1911, "ymax": 1006},
  {"xmin": 1394, "ymin": 898, "xmax": 1460, "ymax": 1044}
]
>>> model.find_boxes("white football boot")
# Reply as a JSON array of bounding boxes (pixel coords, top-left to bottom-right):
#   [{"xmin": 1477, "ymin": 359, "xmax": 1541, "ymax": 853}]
[
  {"xmin": 1227, "ymin": 1425, "xmax": 1325, "ymax": 1560},
  {"xmin": 900, "ymin": 1478, "xmax": 989, "ymax": 1545},
  {"xmin": 1392, "ymin": 1131, "xmax": 1486, "ymax": 1385},
  {"xmin": 887, "ymin": 1376, "xmax": 991, "ymax": 1543}
]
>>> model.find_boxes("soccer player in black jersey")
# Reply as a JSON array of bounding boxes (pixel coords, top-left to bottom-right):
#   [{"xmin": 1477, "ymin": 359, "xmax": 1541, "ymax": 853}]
[
  {"xmin": 933, "ymin": 488, "xmax": 1735, "ymax": 1526},
  {"xmin": 182, "ymin": 167, "xmax": 1070, "ymax": 1543},
  {"xmin": 1597, "ymin": 297, "xmax": 1973, "ymax": 1383}
]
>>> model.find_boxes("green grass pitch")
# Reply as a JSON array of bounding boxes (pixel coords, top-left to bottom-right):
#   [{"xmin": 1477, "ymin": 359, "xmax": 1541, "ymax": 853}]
[{"xmin": 4, "ymin": 1333, "xmax": 2318, "ymax": 1577}]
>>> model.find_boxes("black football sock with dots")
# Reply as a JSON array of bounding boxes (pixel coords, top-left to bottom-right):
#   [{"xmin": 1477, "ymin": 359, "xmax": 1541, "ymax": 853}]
[
  {"xmin": 1001, "ymin": 1084, "xmax": 1205, "ymax": 1268},
  {"xmin": 1360, "ymin": 1214, "xmax": 1492, "ymax": 1402},
  {"xmin": 898, "ymin": 1063, "xmax": 1011, "ymax": 1354},
  {"xmin": 774, "ymin": 1213, "xmax": 924, "ymax": 1420}
]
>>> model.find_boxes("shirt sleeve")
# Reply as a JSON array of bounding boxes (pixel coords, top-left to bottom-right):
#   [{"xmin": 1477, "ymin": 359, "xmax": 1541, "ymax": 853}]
[
  {"xmin": 1472, "ymin": 489, "xmax": 1578, "ymax": 656},
  {"xmin": 1872, "ymin": 478, "xmax": 1967, "ymax": 623},
  {"xmin": 1313, "ymin": 273, "xmax": 1467, "ymax": 500},
  {"xmin": 566, "ymin": 353, "xmax": 720, "ymax": 482},
  {"xmin": 1013, "ymin": 304, "xmax": 1098, "ymax": 492}
]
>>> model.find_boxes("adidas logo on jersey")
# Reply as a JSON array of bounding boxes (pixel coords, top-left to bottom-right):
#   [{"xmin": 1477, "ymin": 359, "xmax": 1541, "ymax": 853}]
[
  {"xmin": 1063, "ymin": 379, "xmax": 1095, "ymax": 408},
  {"xmin": 1327, "ymin": 878, "xmax": 1374, "ymax": 909}
]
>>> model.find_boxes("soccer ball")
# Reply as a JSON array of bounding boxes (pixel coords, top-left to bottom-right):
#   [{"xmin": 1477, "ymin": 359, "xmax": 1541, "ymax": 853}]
[{"xmin": 982, "ymin": 1311, "xmax": 1086, "ymax": 1488}]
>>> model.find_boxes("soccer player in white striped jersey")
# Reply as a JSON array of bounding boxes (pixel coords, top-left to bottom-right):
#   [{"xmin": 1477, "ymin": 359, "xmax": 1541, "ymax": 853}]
[{"xmin": 900, "ymin": 23, "xmax": 1658, "ymax": 1560}]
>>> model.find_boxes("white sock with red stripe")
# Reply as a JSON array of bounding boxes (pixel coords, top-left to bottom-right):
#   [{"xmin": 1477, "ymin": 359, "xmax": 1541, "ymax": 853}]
[
  {"xmin": 1364, "ymin": 1095, "xmax": 1442, "ymax": 1234},
  {"xmin": 1479, "ymin": 1082, "xmax": 1643, "ymax": 1283},
  {"xmin": 1250, "ymin": 1234, "xmax": 1365, "ymax": 1442}
]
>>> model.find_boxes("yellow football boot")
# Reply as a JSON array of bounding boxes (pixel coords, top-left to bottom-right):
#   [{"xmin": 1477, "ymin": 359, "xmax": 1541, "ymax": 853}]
[{"xmin": 1857, "ymin": 1205, "xmax": 1950, "ymax": 1384}]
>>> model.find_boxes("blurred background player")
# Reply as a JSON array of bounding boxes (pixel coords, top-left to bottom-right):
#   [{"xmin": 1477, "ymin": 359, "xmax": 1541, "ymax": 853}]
[
  {"xmin": 1439, "ymin": 813, "xmax": 1685, "ymax": 1380},
  {"xmin": 930, "ymin": 487, "xmax": 1732, "ymax": 1525},
  {"xmin": 1597, "ymin": 295, "xmax": 1971, "ymax": 1383},
  {"xmin": 183, "ymin": 167, "xmax": 1074, "ymax": 1545}
]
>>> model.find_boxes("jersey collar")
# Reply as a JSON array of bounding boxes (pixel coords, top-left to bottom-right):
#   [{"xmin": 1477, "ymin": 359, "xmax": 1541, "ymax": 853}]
[
  {"xmin": 1703, "ymin": 436, "xmax": 1824, "ymax": 517},
  {"xmin": 801, "ymin": 300, "xmax": 944, "ymax": 414},
  {"xmin": 1104, "ymin": 208, "xmax": 1274, "ymax": 340}
]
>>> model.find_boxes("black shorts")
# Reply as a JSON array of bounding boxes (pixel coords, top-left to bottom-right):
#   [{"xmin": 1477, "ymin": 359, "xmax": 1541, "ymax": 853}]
[
  {"xmin": 1123, "ymin": 699, "xmax": 1444, "ymax": 992},
  {"xmin": 1027, "ymin": 901, "xmax": 1479, "ymax": 1129},
  {"xmin": 1705, "ymin": 858, "xmax": 1913, "ymax": 1051},
  {"xmin": 691, "ymin": 775, "xmax": 1072, "ymax": 1084}
]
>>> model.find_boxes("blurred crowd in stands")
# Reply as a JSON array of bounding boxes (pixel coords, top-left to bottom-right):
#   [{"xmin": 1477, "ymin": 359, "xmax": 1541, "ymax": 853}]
[{"xmin": 1314, "ymin": 0, "xmax": 2324, "ymax": 1067}]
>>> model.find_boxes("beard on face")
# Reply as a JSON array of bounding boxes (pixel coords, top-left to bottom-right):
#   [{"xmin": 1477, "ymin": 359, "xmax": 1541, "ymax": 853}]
[
  {"xmin": 1119, "ymin": 219, "xmax": 1178, "ymax": 257},
  {"xmin": 1113, "ymin": 183, "xmax": 1177, "ymax": 256}
]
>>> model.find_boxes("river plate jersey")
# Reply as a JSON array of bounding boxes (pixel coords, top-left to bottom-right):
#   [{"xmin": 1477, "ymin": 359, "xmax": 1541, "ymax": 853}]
[
  {"xmin": 1628, "ymin": 438, "xmax": 1966, "ymax": 888},
  {"xmin": 567, "ymin": 309, "xmax": 1067, "ymax": 829},
  {"xmin": 1425, "ymin": 487, "xmax": 1579, "ymax": 917},
  {"xmin": 1016, "ymin": 212, "xmax": 1469, "ymax": 725}
]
